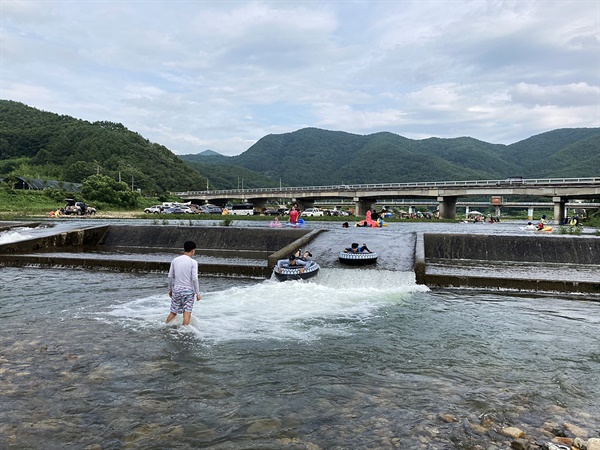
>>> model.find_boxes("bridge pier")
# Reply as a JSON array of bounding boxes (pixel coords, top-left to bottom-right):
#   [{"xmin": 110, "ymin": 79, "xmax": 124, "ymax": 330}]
[
  {"xmin": 250, "ymin": 199, "xmax": 268, "ymax": 211},
  {"xmin": 528, "ymin": 207, "xmax": 534, "ymax": 221},
  {"xmin": 354, "ymin": 198, "xmax": 374, "ymax": 217},
  {"xmin": 553, "ymin": 197, "xmax": 566, "ymax": 224},
  {"xmin": 494, "ymin": 205, "xmax": 501, "ymax": 219},
  {"xmin": 437, "ymin": 196, "xmax": 457, "ymax": 220}
]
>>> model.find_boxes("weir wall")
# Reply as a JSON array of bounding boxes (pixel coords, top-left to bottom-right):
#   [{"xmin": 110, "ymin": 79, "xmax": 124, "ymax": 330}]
[
  {"xmin": 1, "ymin": 223, "xmax": 599, "ymax": 293},
  {"xmin": 0, "ymin": 225, "xmax": 110, "ymax": 254},
  {"xmin": 418, "ymin": 233, "xmax": 600, "ymax": 294},
  {"xmin": 0, "ymin": 224, "xmax": 321, "ymax": 278},
  {"xmin": 423, "ymin": 233, "xmax": 600, "ymax": 265}
]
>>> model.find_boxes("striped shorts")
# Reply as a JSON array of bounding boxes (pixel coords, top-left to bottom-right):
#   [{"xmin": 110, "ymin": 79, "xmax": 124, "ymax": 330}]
[{"xmin": 170, "ymin": 289, "xmax": 196, "ymax": 314}]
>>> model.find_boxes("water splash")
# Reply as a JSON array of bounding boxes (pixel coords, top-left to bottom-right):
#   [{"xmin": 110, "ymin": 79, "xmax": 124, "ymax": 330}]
[
  {"xmin": 106, "ymin": 268, "xmax": 428, "ymax": 343},
  {"xmin": 0, "ymin": 228, "xmax": 35, "ymax": 244}
]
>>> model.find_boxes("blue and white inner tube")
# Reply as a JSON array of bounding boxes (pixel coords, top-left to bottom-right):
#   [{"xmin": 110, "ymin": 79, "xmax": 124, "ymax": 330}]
[
  {"xmin": 338, "ymin": 251, "xmax": 378, "ymax": 265},
  {"xmin": 274, "ymin": 260, "xmax": 320, "ymax": 281}
]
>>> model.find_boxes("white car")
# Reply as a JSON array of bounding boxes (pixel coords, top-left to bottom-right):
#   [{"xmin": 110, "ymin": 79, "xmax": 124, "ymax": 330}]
[
  {"xmin": 144, "ymin": 205, "xmax": 163, "ymax": 214},
  {"xmin": 301, "ymin": 208, "xmax": 324, "ymax": 217}
]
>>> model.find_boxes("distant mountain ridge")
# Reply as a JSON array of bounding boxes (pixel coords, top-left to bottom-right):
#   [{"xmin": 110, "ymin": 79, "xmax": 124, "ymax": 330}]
[
  {"xmin": 180, "ymin": 127, "xmax": 600, "ymax": 187},
  {"xmin": 1, "ymin": 100, "xmax": 598, "ymax": 191},
  {"xmin": 198, "ymin": 149, "xmax": 224, "ymax": 157}
]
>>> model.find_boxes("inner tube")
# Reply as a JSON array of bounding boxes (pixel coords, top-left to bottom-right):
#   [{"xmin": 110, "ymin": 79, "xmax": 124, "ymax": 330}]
[
  {"xmin": 286, "ymin": 218, "xmax": 305, "ymax": 228},
  {"xmin": 274, "ymin": 261, "xmax": 320, "ymax": 281},
  {"xmin": 338, "ymin": 251, "xmax": 378, "ymax": 265}
]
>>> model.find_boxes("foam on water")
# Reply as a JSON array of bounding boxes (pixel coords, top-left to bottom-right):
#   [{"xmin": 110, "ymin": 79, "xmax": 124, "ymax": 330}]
[
  {"xmin": 106, "ymin": 268, "xmax": 428, "ymax": 343},
  {"xmin": 0, "ymin": 228, "xmax": 35, "ymax": 244}
]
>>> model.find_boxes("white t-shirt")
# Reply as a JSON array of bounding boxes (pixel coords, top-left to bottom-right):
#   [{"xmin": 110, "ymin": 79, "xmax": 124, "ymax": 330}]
[{"xmin": 168, "ymin": 254, "xmax": 200, "ymax": 294}]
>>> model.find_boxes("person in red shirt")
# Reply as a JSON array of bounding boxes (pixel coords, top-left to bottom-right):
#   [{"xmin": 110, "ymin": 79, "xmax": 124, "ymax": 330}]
[{"xmin": 289, "ymin": 206, "xmax": 299, "ymax": 227}]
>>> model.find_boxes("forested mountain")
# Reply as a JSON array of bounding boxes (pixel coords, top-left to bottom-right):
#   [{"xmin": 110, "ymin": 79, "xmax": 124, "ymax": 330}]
[
  {"xmin": 495, "ymin": 128, "xmax": 600, "ymax": 178},
  {"xmin": 2, "ymin": 100, "xmax": 598, "ymax": 192},
  {"xmin": 0, "ymin": 100, "xmax": 207, "ymax": 194},
  {"xmin": 181, "ymin": 127, "xmax": 599, "ymax": 187}
]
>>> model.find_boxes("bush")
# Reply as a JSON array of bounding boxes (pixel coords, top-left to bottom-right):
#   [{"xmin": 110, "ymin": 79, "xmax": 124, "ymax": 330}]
[{"xmin": 80, "ymin": 175, "xmax": 140, "ymax": 208}]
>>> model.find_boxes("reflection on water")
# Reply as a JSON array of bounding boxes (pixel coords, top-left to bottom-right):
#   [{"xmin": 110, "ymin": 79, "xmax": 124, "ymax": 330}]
[{"xmin": 1, "ymin": 267, "xmax": 599, "ymax": 449}]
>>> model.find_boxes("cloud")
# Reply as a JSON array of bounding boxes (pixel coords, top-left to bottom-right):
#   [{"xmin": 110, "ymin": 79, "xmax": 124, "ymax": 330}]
[
  {"xmin": 1, "ymin": 0, "xmax": 598, "ymax": 156},
  {"xmin": 510, "ymin": 82, "xmax": 600, "ymax": 107}
]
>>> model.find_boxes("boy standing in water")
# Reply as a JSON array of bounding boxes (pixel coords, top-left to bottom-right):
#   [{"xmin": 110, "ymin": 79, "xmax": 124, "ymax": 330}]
[{"xmin": 166, "ymin": 241, "xmax": 201, "ymax": 326}]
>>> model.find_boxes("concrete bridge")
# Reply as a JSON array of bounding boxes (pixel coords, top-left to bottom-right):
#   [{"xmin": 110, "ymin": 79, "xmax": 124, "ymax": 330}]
[{"xmin": 176, "ymin": 177, "xmax": 600, "ymax": 221}]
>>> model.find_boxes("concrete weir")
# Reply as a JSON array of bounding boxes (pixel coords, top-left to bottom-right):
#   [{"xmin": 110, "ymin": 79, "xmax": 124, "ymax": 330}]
[
  {"xmin": 416, "ymin": 233, "xmax": 600, "ymax": 295},
  {"xmin": 0, "ymin": 224, "xmax": 323, "ymax": 279},
  {"xmin": 1, "ymin": 222, "xmax": 599, "ymax": 294}
]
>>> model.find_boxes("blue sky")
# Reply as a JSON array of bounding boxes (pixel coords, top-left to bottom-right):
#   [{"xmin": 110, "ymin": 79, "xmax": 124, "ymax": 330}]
[{"xmin": 2, "ymin": 0, "xmax": 599, "ymax": 156}]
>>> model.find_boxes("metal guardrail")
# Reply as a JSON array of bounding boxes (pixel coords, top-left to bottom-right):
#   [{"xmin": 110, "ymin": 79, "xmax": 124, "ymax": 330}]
[{"xmin": 176, "ymin": 177, "xmax": 600, "ymax": 197}]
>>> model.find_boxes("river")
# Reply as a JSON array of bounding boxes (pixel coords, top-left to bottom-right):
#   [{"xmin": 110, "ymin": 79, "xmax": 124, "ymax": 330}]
[{"xmin": 1, "ymin": 219, "xmax": 598, "ymax": 449}]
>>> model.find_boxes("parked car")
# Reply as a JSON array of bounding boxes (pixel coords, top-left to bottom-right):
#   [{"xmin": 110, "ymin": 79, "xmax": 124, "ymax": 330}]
[
  {"xmin": 144, "ymin": 205, "xmax": 163, "ymax": 214},
  {"xmin": 301, "ymin": 208, "xmax": 324, "ymax": 217},
  {"xmin": 198, "ymin": 204, "xmax": 222, "ymax": 214},
  {"xmin": 63, "ymin": 199, "xmax": 95, "ymax": 215},
  {"xmin": 163, "ymin": 207, "xmax": 193, "ymax": 214},
  {"xmin": 229, "ymin": 203, "xmax": 258, "ymax": 215}
]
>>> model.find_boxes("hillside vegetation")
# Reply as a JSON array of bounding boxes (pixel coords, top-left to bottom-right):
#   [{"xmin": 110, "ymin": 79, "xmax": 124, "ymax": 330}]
[
  {"xmin": 1, "ymin": 100, "xmax": 598, "ymax": 192},
  {"xmin": 0, "ymin": 100, "xmax": 207, "ymax": 194}
]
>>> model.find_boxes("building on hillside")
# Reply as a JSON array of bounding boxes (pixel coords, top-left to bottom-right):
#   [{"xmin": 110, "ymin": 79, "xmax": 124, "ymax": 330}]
[{"xmin": 0, "ymin": 176, "xmax": 80, "ymax": 192}]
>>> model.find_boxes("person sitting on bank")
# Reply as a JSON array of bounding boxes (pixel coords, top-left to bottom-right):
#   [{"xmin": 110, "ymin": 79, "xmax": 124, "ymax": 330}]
[
  {"xmin": 344, "ymin": 242, "xmax": 373, "ymax": 253},
  {"xmin": 276, "ymin": 254, "xmax": 307, "ymax": 273}
]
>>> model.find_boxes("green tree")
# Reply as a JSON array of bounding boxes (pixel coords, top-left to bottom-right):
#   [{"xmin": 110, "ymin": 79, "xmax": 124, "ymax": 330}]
[
  {"xmin": 63, "ymin": 160, "xmax": 97, "ymax": 183},
  {"xmin": 80, "ymin": 174, "xmax": 139, "ymax": 208}
]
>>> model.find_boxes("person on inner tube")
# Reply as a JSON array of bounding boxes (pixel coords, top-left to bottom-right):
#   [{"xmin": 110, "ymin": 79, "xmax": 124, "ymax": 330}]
[
  {"xmin": 344, "ymin": 242, "xmax": 373, "ymax": 253},
  {"xmin": 276, "ymin": 254, "xmax": 307, "ymax": 273},
  {"xmin": 294, "ymin": 249, "xmax": 312, "ymax": 261}
]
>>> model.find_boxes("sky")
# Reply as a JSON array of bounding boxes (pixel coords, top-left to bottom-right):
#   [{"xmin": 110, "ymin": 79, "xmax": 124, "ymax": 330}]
[{"xmin": 1, "ymin": 0, "xmax": 599, "ymax": 156}]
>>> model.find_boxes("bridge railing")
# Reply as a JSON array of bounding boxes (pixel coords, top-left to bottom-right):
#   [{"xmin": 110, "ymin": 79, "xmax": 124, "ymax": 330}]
[{"xmin": 176, "ymin": 177, "xmax": 600, "ymax": 197}]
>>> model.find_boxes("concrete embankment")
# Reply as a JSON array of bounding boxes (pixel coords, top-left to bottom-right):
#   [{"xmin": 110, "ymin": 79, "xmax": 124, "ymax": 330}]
[
  {"xmin": 417, "ymin": 233, "xmax": 600, "ymax": 295},
  {"xmin": 0, "ymin": 224, "xmax": 323, "ymax": 278}
]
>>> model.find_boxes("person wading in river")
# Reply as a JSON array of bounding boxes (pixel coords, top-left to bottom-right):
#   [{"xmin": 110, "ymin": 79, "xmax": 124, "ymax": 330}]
[{"xmin": 166, "ymin": 240, "xmax": 201, "ymax": 326}]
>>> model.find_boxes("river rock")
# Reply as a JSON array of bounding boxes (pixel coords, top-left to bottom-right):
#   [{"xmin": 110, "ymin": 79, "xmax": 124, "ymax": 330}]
[
  {"xmin": 553, "ymin": 437, "xmax": 574, "ymax": 446},
  {"xmin": 573, "ymin": 437, "xmax": 586, "ymax": 449},
  {"xmin": 545, "ymin": 444, "xmax": 571, "ymax": 450},
  {"xmin": 247, "ymin": 419, "xmax": 281, "ymax": 433},
  {"xmin": 439, "ymin": 413, "xmax": 456, "ymax": 423},
  {"xmin": 466, "ymin": 421, "xmax": 488, "ymax": 434},
  {"xmin": 510, "ymin": 438, "xmax": 530, "ymax": 450},
  {"xmin": 588, "ymin": 438, "xmax": 600, "ymax": 450},
  {"xmin": 501, "ymin": 427, "xmax": 525, "ymax": 439},
  {"xmin": 564, "ymin": 423, "xmax": 588, "ymax": 438}
]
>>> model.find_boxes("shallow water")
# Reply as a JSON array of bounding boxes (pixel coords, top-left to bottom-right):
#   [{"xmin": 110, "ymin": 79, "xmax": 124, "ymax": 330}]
[{"xmin": 1, "ymin": 264, "xmax": 599, "ymax": 449}]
